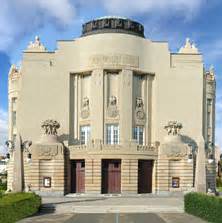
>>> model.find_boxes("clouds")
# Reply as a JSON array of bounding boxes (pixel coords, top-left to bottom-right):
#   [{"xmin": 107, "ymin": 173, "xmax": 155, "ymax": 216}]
[
  {"xmin": 0, "ymin": 109, "xmax": 8, "ymax": 154},
  {"xmin": 0, "ymin": 0, "xmax": 76, "ymax": 51},
  {"xmin": 0, "ymin": 0, "xmax": 208, "ymax": 52},
  {"xmin": 102, "ymin": 0, "xmax": 204, "ymax": 17}
]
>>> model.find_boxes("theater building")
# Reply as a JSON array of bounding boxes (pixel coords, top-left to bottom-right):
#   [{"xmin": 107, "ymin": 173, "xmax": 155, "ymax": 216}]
[{"xmin": 7, "ymin": 17, "xmax": 216, "ymax": 196}]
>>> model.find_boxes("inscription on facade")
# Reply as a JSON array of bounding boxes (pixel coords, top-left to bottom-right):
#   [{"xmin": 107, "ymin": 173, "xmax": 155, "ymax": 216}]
[
  {"xmin": 89, "ymin": 54, "xmax": 139, "ymax": 68},
  {"xmin": 38, "ymin": 145, "xmax": 58, "ymax": 159}
]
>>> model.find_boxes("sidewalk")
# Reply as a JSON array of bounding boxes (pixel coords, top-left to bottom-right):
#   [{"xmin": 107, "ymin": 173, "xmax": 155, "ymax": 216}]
[{"xmin": 40, "ymin": 194, "xmax": 184, "ymax": 214}]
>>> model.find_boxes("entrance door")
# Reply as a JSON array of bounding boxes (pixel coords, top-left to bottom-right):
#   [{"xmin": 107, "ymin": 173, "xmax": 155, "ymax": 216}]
[
  {"xmin": 138, "ymin": 160, "xmax": 153, "ymax": 193},
  {"xmin": 102, "ymin": 159, "xmax": 121, "ymax": 194},
  {"xmin": 71, "ymin": 160, "xmax": 85, "ymax": 193}
]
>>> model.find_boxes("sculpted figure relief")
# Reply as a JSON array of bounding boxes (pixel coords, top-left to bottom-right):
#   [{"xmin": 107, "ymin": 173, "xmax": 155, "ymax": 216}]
[
  {"xmin": 41, "ymin": 120, "xmax": 60, "ymax": 135},
  {"xmin": 107, "ymin": 95, "xmax": 118, "ymax": 118},
  {"xmin": 164, "ymin": 121, "xmax": 183, "ymax": 136},
  {"xmin": 81, "ymin": 97, "xmax": 90, "ymax": 119},
  {"xmin": 136, "ymin": 97, "xmax": 144, "ymax": 109},
  {"xmin": 135, "ymin": 97, "xmax": 145, "ymax": 124}
]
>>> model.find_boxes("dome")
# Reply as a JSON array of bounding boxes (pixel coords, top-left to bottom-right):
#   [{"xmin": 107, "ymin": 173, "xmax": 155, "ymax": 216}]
[{"xmin": 81, "ymin": 16, "xmax": 145, "ymax": 38}]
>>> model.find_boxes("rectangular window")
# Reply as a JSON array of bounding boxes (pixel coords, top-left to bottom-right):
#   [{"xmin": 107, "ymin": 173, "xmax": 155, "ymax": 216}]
[
  {"xmin": 80, "ymin": 125, "xmax": 91, "ymax": 145},
  {"xmin": 133, "ymin": 126, "xmax": 144, "ymax": 145},
  {"xmin": 106, "ymin": 124, "xmax": 119, "ymax": 145},
  {"xmin": 12, "ymin": 97, "xmax": 17, "ymax": 110},
  {"xmin": 12, "ymin": 111, "xmax": 16, "ymax": 127}
]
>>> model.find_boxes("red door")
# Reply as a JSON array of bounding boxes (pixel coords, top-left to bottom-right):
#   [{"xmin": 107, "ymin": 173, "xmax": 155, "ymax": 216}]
[
  {"xmin": 71, "ymin": 160, "xmax": 85, "ymax": 193},
  {"xmin": 102, "ymin": 160, "xmax": 121, "ymax": 194},
  {"xmin": 138, "ymin": 160, "xmax": 153, "ymax": 193}
]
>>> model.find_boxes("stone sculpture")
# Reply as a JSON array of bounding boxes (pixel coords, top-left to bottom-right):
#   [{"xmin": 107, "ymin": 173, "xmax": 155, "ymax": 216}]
[
  {"xmin": 107, "ymin": 95, "xmax": 118, "ymax": 118},
  {"xmin": 41, "ymin": 119, "xmax": 60, "ymax": 135},
  {"xmin": 135, "ymin": 97, "xmax": 145, "ymax": 124},
  {"xmin": 164, "ymin": 121, "xmax": 183, "ymax": 136},
  {"xmin": 81, "ymin": 97, "xmax": 90, "ymax": 119}
]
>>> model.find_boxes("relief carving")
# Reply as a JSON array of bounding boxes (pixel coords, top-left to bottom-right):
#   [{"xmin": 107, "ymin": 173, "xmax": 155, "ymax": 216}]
[
  {"xmin": 41, "ymin": 120, "xmax": 60, "ymax": 135},
  {"xmin": 135, "ymin": 97, "xmax": 146, "ymax": 125},
  {"xmin": 81, "ymin": 97, "xmax": 90, "ymax": 119},
  {"xmin": 164, "ymin": 121, "xmax": 183, "ymax": 136},
  {"xmin": 89, "ymin": 54, "xmax": 139, "ymax": 68},
  {"xmin": 107, "ymin": 95, "xmax": 118, "ymax": 118},
  {"xmin": 38, "ymin": 145, "xmax": 58, "ymax": 159},
  {"xmin": 162, "ymin": 144, "xmax": 188, "ymax": 158}
]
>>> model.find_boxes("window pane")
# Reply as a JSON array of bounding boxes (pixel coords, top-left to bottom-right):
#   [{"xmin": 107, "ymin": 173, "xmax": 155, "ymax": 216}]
[
  {"xmin": 106, "ymin": 124, "xmax": 119, "ymax": 145},
  {"xmin": 12, "ymin": 111, "xmax": 16, "ymax": 127},
  {"xmin": 133, "ymin": 126, "xmax": 144, "ymax": 145},
  {"xmin": 80, "ymin": 125, "xmax": 90, "ymax": 144}
]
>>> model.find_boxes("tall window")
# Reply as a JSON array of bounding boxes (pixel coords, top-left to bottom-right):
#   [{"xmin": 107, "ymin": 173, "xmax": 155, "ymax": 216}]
[
  {"xmin": 12, "ymin": 111, "xmax": 16, "ymax": 127},
  {"xmin": 133, "ymin": 126, "xmax": 144, "ymax": 145},
  {"xmin": 80, "ymin": 125, "xmax": 91, "ymax": 145},
  {"xmin": 106, "ymin": 124, "xmax": 119, "ymax": 145}
]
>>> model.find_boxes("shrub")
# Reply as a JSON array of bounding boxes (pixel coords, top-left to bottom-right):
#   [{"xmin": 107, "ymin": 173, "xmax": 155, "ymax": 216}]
[
  {"xmin": 216, "ymin": 177, "xmax": 222, "ymax": 187},
  {"xmin": 0, "ymin": 181, "xmax": 7, "ymax": 191},
  {"xmin": 185, "ymin": 192, "xmax": 222, "ymax": 223},
  {"xmin": 0, "ymin": 192, "xmax": 41, "ymax": 223}
]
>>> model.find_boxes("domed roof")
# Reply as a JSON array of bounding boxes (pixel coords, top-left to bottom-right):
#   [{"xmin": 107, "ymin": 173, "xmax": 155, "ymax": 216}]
[{"xmin": 81, "ymin": 16, "xmax": 145, "ymax": 38}]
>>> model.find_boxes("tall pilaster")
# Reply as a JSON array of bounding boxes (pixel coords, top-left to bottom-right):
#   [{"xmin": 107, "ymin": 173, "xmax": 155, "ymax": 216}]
[
  {"xmin": 120, "ymin": 69, "xmax": 133, "ymax": 144},
  {"xmin": 91, "ymin": 69, "xmax": 104, "ymax": 141}
]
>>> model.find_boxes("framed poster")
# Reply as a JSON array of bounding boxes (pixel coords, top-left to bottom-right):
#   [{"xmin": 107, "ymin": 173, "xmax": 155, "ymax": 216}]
[
  {"xmin": 172, "ymin": 177, "xmax": 180, "ymax": 188},
  {"xmin": 43, "ymin": 177, "xmax": 51, "ymax": 188}
]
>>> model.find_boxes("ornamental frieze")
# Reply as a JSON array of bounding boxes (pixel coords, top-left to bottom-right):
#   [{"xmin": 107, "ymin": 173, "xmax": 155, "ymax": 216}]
[{"xmin": 89, "ymin": 54, "xmax": 139, "ymax": 68}]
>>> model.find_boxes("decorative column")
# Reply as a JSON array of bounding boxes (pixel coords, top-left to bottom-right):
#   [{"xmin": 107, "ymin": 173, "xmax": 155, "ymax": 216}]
[
  {"xmin": 12, "ymin": 134, "xmax": 23, "ymax": 192},
  {"xmin": 91, "ymin": 69, "xmax": 104, "ymax": 142},
  {"xmin": 120, "ymin": 69, "xmax": 133, "ymax": 144},
  {"xmin": 195, "ymin": 139, "xmax": 207, "ymax": 192}
]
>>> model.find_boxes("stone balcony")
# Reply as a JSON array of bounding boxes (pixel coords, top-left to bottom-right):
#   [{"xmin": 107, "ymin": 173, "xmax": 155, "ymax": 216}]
[{"xmin": 68, "ymin": 140, "xmax": 159, "ymax": 157}]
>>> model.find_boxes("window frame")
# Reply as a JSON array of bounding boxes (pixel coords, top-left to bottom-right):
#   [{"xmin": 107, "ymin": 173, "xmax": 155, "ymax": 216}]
[
  {"xmin": 80, "ymin": 125, "xmax": 91, "ymax": 145},
  {"xmin": 133, "ymin": 126, "xmax": 144, "ymax": 145},
  {"xmin": 106, "ymin": 124, "xmax": 119, "ymax": 145}
]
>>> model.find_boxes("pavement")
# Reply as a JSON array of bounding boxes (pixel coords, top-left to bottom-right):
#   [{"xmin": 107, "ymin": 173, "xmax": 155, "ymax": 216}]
[
  {"xmin": 39, "ymin": 195, "xmax": 184, "ymax": 214},
  {"xmin": 19, "ymin": 213, "xmax": 207, "ymax": 223},
  {"xmin": 18, "ymin": 195, "xmax": 207, "ymax": 223}
]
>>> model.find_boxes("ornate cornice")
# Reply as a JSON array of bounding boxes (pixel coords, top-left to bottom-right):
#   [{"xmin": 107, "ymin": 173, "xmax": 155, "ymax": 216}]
[{"xmin": 82, "ymin": 17, "xmax": 145, "ymax": 38}]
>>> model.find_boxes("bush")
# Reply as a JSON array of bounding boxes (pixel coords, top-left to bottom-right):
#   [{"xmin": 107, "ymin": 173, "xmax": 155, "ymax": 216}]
[
  {"xmin": 216, "ymin": 177, "xmax": 222, "ymax": 187},
  {"xmin": 0, "ymin": 181, "xmax": 7, "ymax": 191},
  {"xmin": 185, "ymin": 192, "xmax": 222, "ymax": 223},
  {"xmin": 0, "ymin": 192, "xmax": 41, "ymax": 223}
]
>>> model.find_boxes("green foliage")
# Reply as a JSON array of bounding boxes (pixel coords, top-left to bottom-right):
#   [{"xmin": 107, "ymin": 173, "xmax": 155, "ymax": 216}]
[
  {"xmin": 0, "ymin": 192, "xmax": 41, "ymax": 223},
  {"xmin": 216, "ymin": 177, "xmax": 222, "ymax": 187},
  {"xmin": 0, "ymin": 181, "xmax": 7, "ymax": 191},
  {"xmin": 185, "ymin": 192, "xmax": 222, "ymax": 223}
]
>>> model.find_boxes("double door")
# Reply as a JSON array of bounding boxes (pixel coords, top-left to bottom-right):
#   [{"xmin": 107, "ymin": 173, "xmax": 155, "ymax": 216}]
[
  {"xmin": 102, "ymin": 159, "xmax": 121, "ymax": 194},
  {"xmin": 71, "ymin": 160, "xmax": 85, "ymax": 193}
]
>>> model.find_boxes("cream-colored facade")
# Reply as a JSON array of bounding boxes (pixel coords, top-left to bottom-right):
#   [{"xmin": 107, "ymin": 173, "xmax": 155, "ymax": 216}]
[{"xmin": 7, "ymin": 17, "xmax": 216, "ymax": 196}]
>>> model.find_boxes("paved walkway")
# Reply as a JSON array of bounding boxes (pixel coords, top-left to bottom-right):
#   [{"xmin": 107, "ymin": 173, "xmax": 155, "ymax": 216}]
[
  {"xmin": 19, "ymin": 213, "xmax": 207, "ymax": 223},
  {"xmin": 40, "ymin": 195, "xmax": 184, "ymax": 214},
  {"xmin": 18, "ymin": 196, "xmax": 208, "ymax": 223}
]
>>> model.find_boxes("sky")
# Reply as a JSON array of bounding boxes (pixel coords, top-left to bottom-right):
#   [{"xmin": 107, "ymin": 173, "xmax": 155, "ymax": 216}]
[{"xmin": 0, "ymin": 0, "xmax": 221, "ymax": 153}]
